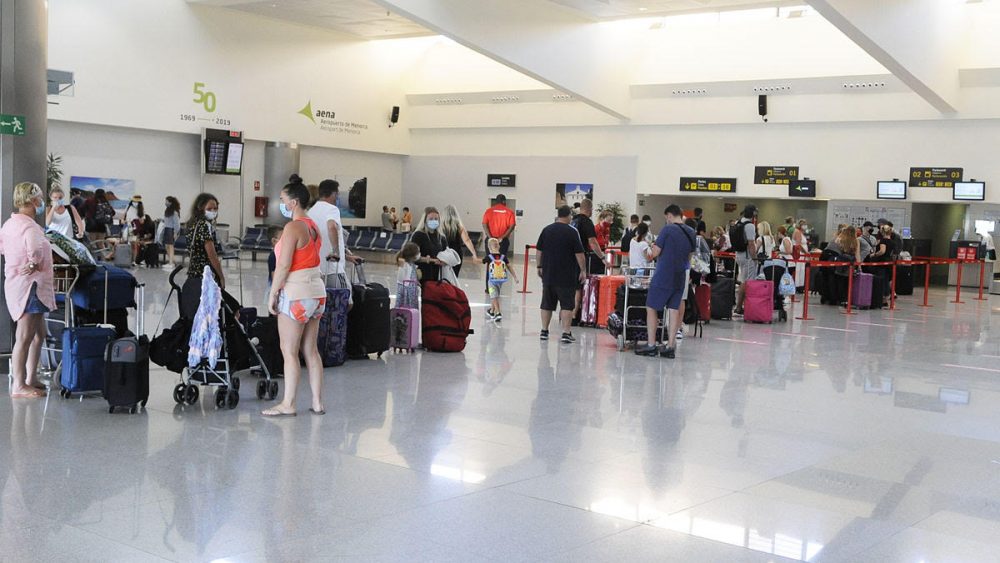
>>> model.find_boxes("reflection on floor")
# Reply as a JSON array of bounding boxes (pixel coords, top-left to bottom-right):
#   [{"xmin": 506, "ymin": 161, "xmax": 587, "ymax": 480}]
[{"xmin": 4, "ymin": 257, "xmax": 1000, "ymax": 561}]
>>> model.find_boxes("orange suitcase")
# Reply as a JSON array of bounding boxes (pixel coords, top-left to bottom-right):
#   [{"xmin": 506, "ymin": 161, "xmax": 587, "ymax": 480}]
[{"xmin": 597, "ymin": 275, "xmax": 626, "ymax": 328}]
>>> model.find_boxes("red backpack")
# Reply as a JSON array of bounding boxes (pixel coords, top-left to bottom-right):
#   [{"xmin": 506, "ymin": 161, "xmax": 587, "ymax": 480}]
[{"xmin": 421, "ymin": 281, "xmax": 473, "ymax": 352}]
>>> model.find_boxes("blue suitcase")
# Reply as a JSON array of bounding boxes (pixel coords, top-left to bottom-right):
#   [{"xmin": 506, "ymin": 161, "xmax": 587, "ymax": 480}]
[
  {"xmin": 71, "ymin": 264, "xmax": 138, "ymax": 313},
  {"xmin": 317, "ymin": 287, "xmax": 350, "ymax": 367},
  {"xmin": 61, "ymin": 326, "xmax": 116, "ymax": 398}
]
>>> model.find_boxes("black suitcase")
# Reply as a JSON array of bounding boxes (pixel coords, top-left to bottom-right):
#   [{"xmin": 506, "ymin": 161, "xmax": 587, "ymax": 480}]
[
  {"xmin": 104, "ymin": 336, "xmax": 150, "ymax": 413},
  {"xmin": 142, "ymin": 244, "xmax": 160, "ymax": 268},
  {"xmin": 896, "ymin": 265, "xmax": 914, "ymax": 295},
  {"xmin": 711, "ymin": 277, "xmax": 735, "ymax": 319},
  {"xmin": 249, "ymin": 316, "xmax": 283, "ymax": 377},
  {"xmin": 347, "ymin": 282, "xmax": 391, "ymax": 359}
]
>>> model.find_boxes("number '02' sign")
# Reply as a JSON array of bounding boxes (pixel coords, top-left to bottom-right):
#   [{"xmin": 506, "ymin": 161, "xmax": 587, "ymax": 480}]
[{"xmin": 679, "ymin": 177, "xmax": 737, "ymax": 193}]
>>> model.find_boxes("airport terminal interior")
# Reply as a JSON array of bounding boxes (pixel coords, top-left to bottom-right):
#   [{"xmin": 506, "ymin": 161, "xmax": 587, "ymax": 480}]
[{"xmin": 5, "ymin": 0, "xmax": 1000, "ymax": 561}]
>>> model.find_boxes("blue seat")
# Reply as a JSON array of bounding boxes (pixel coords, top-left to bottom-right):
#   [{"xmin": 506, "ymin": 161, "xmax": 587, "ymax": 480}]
[
  {"xmin": 354, "ymin": 230, "xmax": 376, "ymax": 250},
  {"xmin": 385, "ymin": 232, "xmax": 407, "ymax": 253},
  {"xmin": 370, "ymin": 231, "xmax": 393, "ymax": 252},
  {"xmin": 346, "ymin": 229, "xmax": 362, "ymax": 248}
]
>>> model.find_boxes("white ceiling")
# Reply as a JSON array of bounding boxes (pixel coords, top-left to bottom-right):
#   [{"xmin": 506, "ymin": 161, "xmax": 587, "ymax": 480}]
[
  {"xmin": 187, "ymin": 0, "xmax": 431, "ymax": 39},
  {"xmin": 546, "ymin": 0, "xmax": 801, "ymax": 19}
]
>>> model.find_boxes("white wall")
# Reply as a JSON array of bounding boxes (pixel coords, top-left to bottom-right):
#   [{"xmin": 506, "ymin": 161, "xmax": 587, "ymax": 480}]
[
  {"xmin": 48, "ymin": 0, "xmax": 416, "ymax": 154},
  {"xmin": 410, "ymin": 119, "xmax": 1000, "ymax": 205},
  {"xmin": 402, "ymin": 155, "xmax": 637, "ymax": 251},
  {"xmin": 298, "ymin": 146, "xmax": 405, "ymax": 228}
]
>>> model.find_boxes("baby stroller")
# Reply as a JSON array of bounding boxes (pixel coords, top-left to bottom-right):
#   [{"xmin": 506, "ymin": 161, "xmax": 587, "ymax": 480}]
[
  {"xmin": 158, "ymin": 265, "xmax": 276, "ymax": 409},
  {"xmin": 760, "ymin": 258, "xmax": 790, "ymax": 322}
]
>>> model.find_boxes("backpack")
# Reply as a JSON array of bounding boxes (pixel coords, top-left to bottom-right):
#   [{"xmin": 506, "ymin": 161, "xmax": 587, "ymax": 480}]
[
  {"xmin": 488, "ymin": 254, "xmax": 508, "ymax": 283},
  {"xmin": 778, "ymin": 272, "xmax": 796, "ymax": 296},
  {"xmin": 729, "ymin": 221, "xmax": 749, "ymax": 252},
  {"xmin": 95, "ymin": 202, "xmax": 115, "ymax": 226},
  {"xmin": 621, "ymin": 228, "xmax": 634, "ymax": 254}
]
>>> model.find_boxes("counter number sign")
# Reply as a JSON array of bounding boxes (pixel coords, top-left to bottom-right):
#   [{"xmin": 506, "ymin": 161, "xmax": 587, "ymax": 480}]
[
  {"xmin": 754, "ymin": 166, "xmax": 799, "ymax": 185},
  {"xmin": 909, "ymin": 167, "xmax": 962, "ymax": 188},
  {"xmin": 680, "ymin": 177, "xmax": 736, "ymax": 193}
]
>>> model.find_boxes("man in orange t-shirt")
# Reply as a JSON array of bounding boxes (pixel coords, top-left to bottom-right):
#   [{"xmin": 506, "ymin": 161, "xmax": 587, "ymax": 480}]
[{"xmin": 482, "ymin": 194, "xmax": 517, "ymax": 291}]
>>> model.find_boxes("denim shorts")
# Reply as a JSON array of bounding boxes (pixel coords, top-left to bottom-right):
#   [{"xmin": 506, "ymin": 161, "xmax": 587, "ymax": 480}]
[{"xmin": 24, "ymin": 282, "xmax": 50, "ymax": 314}]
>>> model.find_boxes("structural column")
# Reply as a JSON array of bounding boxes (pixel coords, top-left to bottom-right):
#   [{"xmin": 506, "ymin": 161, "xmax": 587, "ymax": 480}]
[{"xmin": 0, "ymin": 0, "xmax": 48, "ymax": 354}]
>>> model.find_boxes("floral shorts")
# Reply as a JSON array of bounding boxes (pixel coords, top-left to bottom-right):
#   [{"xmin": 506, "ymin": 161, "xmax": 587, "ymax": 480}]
[{"xmin": 277, "ymin": 291, "xmax": 326, "ymax": 324}]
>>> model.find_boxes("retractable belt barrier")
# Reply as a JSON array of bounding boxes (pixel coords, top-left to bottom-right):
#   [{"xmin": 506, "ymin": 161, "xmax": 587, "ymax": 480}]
[{"xmin": 520, "ymin": 244, "xmax": 535, "ymax": 294}]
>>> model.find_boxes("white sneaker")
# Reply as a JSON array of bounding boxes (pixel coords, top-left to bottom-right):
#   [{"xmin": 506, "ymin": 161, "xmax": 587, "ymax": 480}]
[{"xmin": 676, "ymin": 329, "xmax": 684, "ymax": 341}]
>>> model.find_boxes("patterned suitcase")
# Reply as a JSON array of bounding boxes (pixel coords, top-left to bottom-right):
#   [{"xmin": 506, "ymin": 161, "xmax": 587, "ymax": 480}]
[
  {"xmin": 743, "ymin": 280, "xmax": 774, "ymax": 324},
  {"xmin": 579, "ymin": 275, "xmax": 602, "ymax": 326},
  {"xmin": 390, "ymin": 307, "xmax": 419, "ymax": 353},
  {"xmin": 317, "ymin": 287, "xmax": 350, "ymax": 367}
]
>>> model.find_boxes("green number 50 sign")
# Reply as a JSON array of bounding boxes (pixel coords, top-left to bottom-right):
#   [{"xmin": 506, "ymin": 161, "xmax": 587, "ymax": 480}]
[{"xmin": 193, "ymin": 82, "xmax": 217, "ymax": 113}]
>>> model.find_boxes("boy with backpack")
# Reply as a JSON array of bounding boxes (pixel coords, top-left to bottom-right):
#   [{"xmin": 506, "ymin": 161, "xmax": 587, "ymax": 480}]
[{"xmin": 483, "ymin": 237, "xmax": 518, "ymax": 321}]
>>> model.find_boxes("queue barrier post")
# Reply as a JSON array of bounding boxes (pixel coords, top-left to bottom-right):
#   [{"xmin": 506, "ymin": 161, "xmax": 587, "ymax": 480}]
[
  {"xmin": 795, "ymin": 262, "xmax": 814, "ymax": 321},
  {"xmin": 518, "ymin": 244, "xmax": 533, "ymax": 294},
  {"xmin": 952, "ymin": 261, "xmax": 965, "ymax": 304},
  {"xmin": 843, "ymin": 265, "xmax": 856, "ymax": 315},
  {"xmin": 976, "ymin": 260, "xmax": 988, "ymax": 301},
  {"xmin": 921, "ymin": 260, "xmax": 932, "ymax": 307},
  {"xmin": 890, "ymin": 262, "xmax": 897, "ymax": 310}
]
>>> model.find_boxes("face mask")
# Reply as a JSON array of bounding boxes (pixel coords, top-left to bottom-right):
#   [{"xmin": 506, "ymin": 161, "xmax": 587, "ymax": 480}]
[
  {"xmin": 279, "ymin": 203, "xmax": 293, "ymax": 219},
  {"xmin": 643, "ymin": 220, "xmax": 651, "ymax": 226},
  {"xmin": 52, "ymin": 198, "xmax": 63, "ymax": 208},
  {"xmin": 426, "ymin": 219, "xmax": 440, "ymax": 230},
  {"xmin": 204, "ymin": 210, "xmax": 218, "ymax": 221},
  {"xmin": 35, "ymin": 200, "xmax": 45, "ymax": 215}
]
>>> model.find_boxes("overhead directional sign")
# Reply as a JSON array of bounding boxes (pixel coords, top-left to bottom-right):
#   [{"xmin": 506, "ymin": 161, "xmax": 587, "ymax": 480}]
[
  {"xmin": 0, "ymin": 114, "xmax": 25, "ymax": 136},
  {"xmin": 680, "ymin": 177, "xmax": 736, "ymax": 193},
  {"xmin": 754, "ymin": 166, "xmax": 799, "ymax": 185},
  {"xmin": 909, "ymin": 167, "xmax": 962, "ymax": 188},
  {"xmin": 487, "ymin": 174, "xmax": 516, "ymax": 188},
  {"xmin": 788, "ymin": 179, "xmax": 816, "ymax": 198}
]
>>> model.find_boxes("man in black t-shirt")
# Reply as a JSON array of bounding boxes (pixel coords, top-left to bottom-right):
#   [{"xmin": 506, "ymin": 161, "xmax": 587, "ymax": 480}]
[
  {"xmin": 536, "ymin": 206, "xmax": 586, "ymax": 344},
  {"xmin": 571, "ymin": 199, "xmax": 607, "ymax": 275}
]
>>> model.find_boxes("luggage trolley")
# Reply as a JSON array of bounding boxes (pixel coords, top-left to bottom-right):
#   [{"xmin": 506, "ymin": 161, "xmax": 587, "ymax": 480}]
[
  {"xmin": 38, "ymin": 264, "xmax": 82, "ymax": 387},
  {"xmin": 164, "ymin": 266, "xmax": 276, "ymax": 410},
  {"xmin": 609, "ymin": 267, "xmax": 667, "ymax": 351}
]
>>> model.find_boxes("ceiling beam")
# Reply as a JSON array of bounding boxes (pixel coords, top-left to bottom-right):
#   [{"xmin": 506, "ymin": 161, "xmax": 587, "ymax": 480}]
[
  {"xmin": 373, "ymin": 0, "xmax": 634, "ymax": 121},
  {"xmin": 807, "ymin": 0, "xmax": 964, "ymax": 114}
]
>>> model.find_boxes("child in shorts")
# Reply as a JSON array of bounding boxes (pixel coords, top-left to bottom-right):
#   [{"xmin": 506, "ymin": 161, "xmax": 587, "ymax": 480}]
[{"xmin": 482, "ymin": 237, "xmax": 517, "ymax": 321}]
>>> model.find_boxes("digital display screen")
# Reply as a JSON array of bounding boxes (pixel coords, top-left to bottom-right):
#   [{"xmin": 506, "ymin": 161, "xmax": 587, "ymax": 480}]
[
  {"xmin": 953, "ymin": 181, "xmax": 985, "ymax": 201},
  {"xmin": 205, "ymin": 140, "xmax": 227, "ymax": 174},
  {"xmin": 225, "ymin": 143, "xmax": 244, "ymax": 175},
  {"xmin": 877, "ymin": 181, "xmax": 907, "ymax": 200},
  {"xmin": 787, "ymin": 180, "xmax": 816, "ymax": 198}
]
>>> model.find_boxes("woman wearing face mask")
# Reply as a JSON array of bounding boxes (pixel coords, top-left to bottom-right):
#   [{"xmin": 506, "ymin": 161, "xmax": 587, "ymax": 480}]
[
  {"xmin": 0, "ymin": 182, "xmax": 56, "ymax": 398},
  {"xmin": 182, "ymin": 192, "xmax": 242, "ymax": 317},
  {"xmin": 45, "ymin": 186, "xmax": 85, "ymax": 240},
  {"xmin": 262, "ymin": 180, "xmax": 326, "ymax": 417},
  {"xmin": 162, "ymin": 196, "xmax": 181, "ymax": 267},
  {"xmin": 410, "ymin": 207, "xmax": 448, "ymax": 282}
]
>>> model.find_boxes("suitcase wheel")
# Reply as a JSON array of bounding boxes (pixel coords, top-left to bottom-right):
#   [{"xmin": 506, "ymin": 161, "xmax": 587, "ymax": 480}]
[
  {"xmin": 129, "ymin": 406, "xmax": 138, "ymax": 414},
  {"xmin": 141, "ymin": 398, "xmax": 148, "ymax": 407},
  {"xmin": 227, "ymin": 389, "xmax": 239, "ymax": 409},
  {"xmin": 109, "ymin": 406, "xmax": 115, "ymax": 414}
]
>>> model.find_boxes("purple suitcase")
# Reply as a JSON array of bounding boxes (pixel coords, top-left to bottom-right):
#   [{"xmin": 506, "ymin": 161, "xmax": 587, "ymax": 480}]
[
  {"xmin": 317, "ymin": 287, "xmax": 350, "ymax": 367},
  {"xmin": 743, "ymin": 280, "xmax": 774, "ymax": 323},
  {"xmin": 390, "ymin": 307, "xmax": 420, "ymax": 353},
  {"xmin": 851, "ymin": 272, "xmax": 873, "ymax": 309}
]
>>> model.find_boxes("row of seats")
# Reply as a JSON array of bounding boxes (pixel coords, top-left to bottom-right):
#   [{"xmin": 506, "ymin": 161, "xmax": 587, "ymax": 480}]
[{"xmin": 232, "ymin": 225, "xmax": 485, "ymax": 261}]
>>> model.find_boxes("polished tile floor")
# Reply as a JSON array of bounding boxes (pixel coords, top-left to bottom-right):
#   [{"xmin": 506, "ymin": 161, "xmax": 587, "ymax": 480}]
[{"xmin": 4, "ymin": 257, "xmax": 1000, "ymax": 562}]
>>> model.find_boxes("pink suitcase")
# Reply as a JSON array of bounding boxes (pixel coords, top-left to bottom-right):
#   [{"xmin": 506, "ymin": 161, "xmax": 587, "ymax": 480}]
[
  {"xmin": 851, "ymin": 272, "xmax": 873, "ymax": 309},
  {"xmin": 743, "ymin": 280, "xmax": 774, "ymax": 323},
  {"xmin": 390, "ymin": 307, "xmax": 420, "ymax": 353}
]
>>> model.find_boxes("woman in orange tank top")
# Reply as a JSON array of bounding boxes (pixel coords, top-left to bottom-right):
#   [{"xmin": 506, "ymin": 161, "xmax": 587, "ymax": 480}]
[{"xmin": 262, "ymin": 179, "xmax": 327, "ymax": 417}]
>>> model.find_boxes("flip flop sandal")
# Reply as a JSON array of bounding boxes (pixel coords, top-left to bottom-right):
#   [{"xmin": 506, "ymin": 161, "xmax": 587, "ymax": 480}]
[
  {"xmin": 261, "ymin": 409, "xmax": 296, "ymax": 417},
  {"xmin": 308, "ymin": 408, "xmax": 326, "ymax": 415}
]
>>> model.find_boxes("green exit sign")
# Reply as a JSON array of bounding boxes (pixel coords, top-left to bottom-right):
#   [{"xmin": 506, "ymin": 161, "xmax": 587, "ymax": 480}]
[{"xmin": 0, "ymin": 114, "xmax": 26, "ymax": 136}]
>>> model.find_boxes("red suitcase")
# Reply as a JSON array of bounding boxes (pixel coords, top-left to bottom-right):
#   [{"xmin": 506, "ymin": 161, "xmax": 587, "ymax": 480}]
[
  {"xmin": 744, "ymin": 280, "xmax": 774, "ymax": 323},
  {"xmin": 695, "ymin": 284, "xmax": 711, "ymax": 322},
  {"xmin": 597, "ymin": 275, "xmax": 626, "ymax": 328}
]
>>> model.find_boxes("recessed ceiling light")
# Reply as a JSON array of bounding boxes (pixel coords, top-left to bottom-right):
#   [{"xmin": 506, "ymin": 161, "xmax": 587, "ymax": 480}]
[{"xmin": 638, "ymin": 7, "xmax": 647, "ymax": 11}]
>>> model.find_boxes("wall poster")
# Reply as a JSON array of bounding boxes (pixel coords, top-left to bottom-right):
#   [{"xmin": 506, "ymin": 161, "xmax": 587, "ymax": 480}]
[{"xmin": 555, "ymin": 183, "xmax": 594, "ymax": 208}]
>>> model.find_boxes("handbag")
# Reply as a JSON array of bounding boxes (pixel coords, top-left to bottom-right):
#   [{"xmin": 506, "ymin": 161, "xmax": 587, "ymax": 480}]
[{"xmin": 778, "ymin": 272, "xmax": 796, "ymax": 296}]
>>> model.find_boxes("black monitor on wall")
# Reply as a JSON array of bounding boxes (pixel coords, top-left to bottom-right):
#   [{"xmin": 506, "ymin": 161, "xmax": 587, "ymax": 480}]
[
  {"xmin": 953, "ymin": 181, "xmax": 985, "ymax": 201},
  {"xmin": 877, "ymin": 180, "xmax": 907, "ymax": 200},
  {"xmin": 204, "ymin": 128, "xmax": 243, "ymax": 175}
]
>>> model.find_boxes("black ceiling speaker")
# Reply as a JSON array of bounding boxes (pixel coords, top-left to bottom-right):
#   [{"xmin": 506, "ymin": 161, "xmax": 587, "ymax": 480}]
[
  {"xmin": 390, "ymin": 106, "xmax": 400, "ymax": 126},
  {"xmin": 758, "ymin": 95, "xmax": 767, "ymax": 117}
]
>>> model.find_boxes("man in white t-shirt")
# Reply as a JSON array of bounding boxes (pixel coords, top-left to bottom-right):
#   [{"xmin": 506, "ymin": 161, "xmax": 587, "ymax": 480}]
[{"xmin": 308, "ymin": 179, "xmax": 348, "ymax": 288}]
